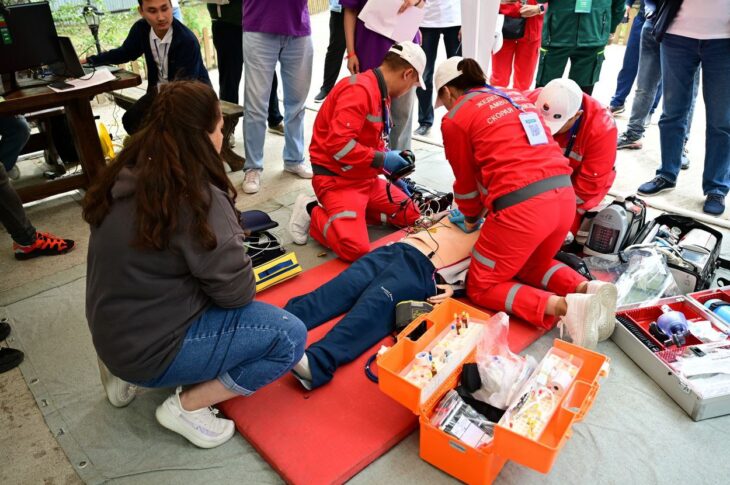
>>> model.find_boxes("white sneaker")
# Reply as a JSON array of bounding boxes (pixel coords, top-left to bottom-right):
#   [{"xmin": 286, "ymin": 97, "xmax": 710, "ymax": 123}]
[
  {"xmin": 97, "ymin": 357, "xmax": 137, "ymax": 408},
  {"xmin": 291, "ymin": 354, "xmax": 313, "ymax": 391},
  {"xmin": 558, "ymin": 293, "xmax": 602, "ymax": 350},
  {"xmin": 289, "ymin": 194, "xmax": 316, "ymax": 245},
  {"xmin": 155, "ymin": 387, "xmax": 235, "ymax": 449},
  {"xmin": 242, "ymin": 170, "xmax": 261, "ymax": 194},
  {"xmin": 284, "ymin": 163, "xmax": 313, "ymax": 179},
  {"xmin": 585, "ymin": 280, "xmax": 618, "ymax": 341},
  {"xmin": 7, "ymin": 165, "xmax": 20, "ymax": 181}
]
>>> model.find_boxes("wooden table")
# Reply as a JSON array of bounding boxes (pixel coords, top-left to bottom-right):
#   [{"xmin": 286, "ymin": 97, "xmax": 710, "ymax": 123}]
[{"xmin": 0, "ymin": 71, "xmax": 141, "ymax": 203}]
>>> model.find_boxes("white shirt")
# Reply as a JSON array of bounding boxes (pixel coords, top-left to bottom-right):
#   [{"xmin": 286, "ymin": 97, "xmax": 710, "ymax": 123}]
[
  {"xmin": 667, "ymin": 0, "xmax": 730, "ymax": 40},
  {"xmin": 149, "ymin": 27, "xmax": 173, "ymax": 84},
  {"xmin": 421, "ymin": 0, "xmax": 461, "ymax": 28}
]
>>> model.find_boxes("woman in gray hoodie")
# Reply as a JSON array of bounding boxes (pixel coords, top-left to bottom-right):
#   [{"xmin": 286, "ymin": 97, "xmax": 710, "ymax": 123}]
[{"xmin": 84, "ymin": 81, "xmax": 306, "ymax": 449}]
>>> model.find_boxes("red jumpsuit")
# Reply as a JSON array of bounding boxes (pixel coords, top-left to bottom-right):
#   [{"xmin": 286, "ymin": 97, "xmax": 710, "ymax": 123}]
[
  {"xmin": 308, "ymin": 71, "xmax": 420, "ymax": 262},
  {"xmin": 528, "ymin": 90, "xmax": 617, "ymax": 233},
  {"xmin": 442, "ymin": 88, "xmax": 586, "ymax": 328},
  {"xmin": 490, "ymin": 0, "xmax": 544, "ymax": 91}
]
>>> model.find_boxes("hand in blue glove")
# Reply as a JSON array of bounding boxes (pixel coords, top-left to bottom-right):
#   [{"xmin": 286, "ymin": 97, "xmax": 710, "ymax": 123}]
[
  {"xmin": 448, "ymin": 208, "xmax": 483, "ymax": 233},
  {"xmin": 383, "ymin": 150, "xmax": 411, "ymax": 176},
  {"xmin": 393, "ymin": 178, "xmax": 412, "ymax": 197}
]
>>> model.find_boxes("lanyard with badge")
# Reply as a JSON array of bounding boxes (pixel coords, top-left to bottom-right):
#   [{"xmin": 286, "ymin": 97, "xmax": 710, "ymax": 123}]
[
  {"xmin": 154, "ymin": 38, "xmax": 169, "ymax": 81},
  {"xmin": 563, "ymin": 109, "xmax": 583, "ymax": 158},
  {"xmin": 466, "ymin": 84, "xmax": 549, "ymax": 146}
]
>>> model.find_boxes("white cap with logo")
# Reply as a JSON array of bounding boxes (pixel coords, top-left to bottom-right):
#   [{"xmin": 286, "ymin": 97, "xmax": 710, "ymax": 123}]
[
  {"xmin": 388, "ymin": 41, "xmax": 427, "ymax": 90},
  {"xmin": 535, "ymin": 78, "xmax": 584, "ymax": 135},
  {"xmin": 433, "ymin": 56, "xmax": 464, "ymax": 108}
]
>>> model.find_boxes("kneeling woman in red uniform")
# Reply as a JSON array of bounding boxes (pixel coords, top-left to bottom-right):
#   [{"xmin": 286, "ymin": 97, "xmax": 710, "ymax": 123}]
[{"xmin": 434, "ymin": 57, "xmax": 617, "ymax": 348}]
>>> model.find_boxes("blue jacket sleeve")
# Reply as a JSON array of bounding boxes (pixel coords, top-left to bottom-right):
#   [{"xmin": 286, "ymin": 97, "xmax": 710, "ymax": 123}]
[{"xmin": 88, "ymin": 21, "xmax": 145, "ymax": 66}]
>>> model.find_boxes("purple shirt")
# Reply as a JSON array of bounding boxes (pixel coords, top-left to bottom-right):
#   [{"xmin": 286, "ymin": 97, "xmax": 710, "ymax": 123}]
[
  {"xmin": 243, "ymin": 0, "xmax": 311, "ymax": 36},
  {"xmin": 341, "ymin": 0, "xmax": 420, "ymax": 71}
]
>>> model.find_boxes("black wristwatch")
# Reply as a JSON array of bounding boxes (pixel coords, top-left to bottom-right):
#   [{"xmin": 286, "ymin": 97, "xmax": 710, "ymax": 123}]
[{"xmin": 539, "ymin": 3, "xmax": 546, "ymax": 14}]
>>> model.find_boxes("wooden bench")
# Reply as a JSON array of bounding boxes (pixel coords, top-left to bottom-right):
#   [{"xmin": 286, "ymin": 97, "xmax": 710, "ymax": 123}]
[
  {"xmin": 19, "ymin": 107, "xmax": 69, "ymax": 172},
  {"xmin": 110, "ymin": 86, "xmax": 245, "ymax": 171}
]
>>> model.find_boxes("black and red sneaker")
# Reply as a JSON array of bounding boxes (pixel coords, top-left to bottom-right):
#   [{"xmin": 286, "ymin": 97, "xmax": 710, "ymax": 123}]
[{"xmin": 13, "ymin": 231, "xmax": 75, "ymax": 260}]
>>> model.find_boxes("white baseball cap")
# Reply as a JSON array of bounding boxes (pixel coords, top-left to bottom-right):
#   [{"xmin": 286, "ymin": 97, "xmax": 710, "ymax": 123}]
[
  {"xmin": 433, "ymin": 56, "xmax": 464, "ymax": 108},
  {"xmin": 535, "ymin": 78, "xmax": 584, "ymax": 134},
  {"xmin": 388, "ymin": 41, "xmax": 426, "ymax": 90}
]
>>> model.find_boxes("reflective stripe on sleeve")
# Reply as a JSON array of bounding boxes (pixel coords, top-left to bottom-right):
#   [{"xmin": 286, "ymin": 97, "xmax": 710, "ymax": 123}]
[
  {"xmin": 471, "ymin": 248, "xmax": 495, "ymax": 269},
  {"xmin": 334, "ymin": 139, "xmax": 357, "ymax": 161},
  {"xmin": 505, "ymin": 283, "xmax": 523, "ymax": 313}
]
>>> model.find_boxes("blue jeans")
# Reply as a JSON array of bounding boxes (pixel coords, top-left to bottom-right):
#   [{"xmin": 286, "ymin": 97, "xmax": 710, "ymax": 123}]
[
  {"xmin": 242, "ymin": 32, "xmax": 313, "ymax": 171},
  {"xmin": 134, "ymin": 302, "xmax": 307, "ymax": 396},
  {"xmin": 610, "ymin": 10, "xmax": 646, "ymax": 108},
  {"xmin": 0, "ymin": 115, "xmax": 29, "ymax": 172},
  {"xmin": 657, "ymin": 34, "xmax": 730, "ymax": 196},
  {"xmin": 417, "ymin": 26, "xmax": 461, "ymax": 127},
  {"xmin": 284, "ymin": 243, "xmax": 436, "ymax": 388}
]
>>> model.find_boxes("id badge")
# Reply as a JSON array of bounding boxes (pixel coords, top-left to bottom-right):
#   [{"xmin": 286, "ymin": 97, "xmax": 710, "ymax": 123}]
[
  {"xmin": 519, "ymin": 112, "xmax": 548, "ymax": 146},
  {"xmin": 575, "ymin": 0, "xmax": 592, "ymax": 13}
]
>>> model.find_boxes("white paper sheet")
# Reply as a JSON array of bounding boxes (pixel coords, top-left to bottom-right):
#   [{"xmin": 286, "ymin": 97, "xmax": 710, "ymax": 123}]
[
  {"xmin": 358, "ymin": 0, "xmax": 426, "ymax": 43},
  {"xmin": 48, "ymin": 68, "xmax": 117, "ymax": 93}
]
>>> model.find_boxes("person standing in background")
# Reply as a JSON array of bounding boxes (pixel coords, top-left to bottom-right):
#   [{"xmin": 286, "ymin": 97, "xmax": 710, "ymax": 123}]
[
  {"xmin": 607, "ymin": 0, "xmax": 661, "ymax": 114},
  {"xmin": 207, "ymin": 0, "xmax": 284, "ymax": 151},
  {"xmin": 414, "ymin": 0, "xmax": 461, "ymax": 136},
  {"xmin": 314, "ymin": 1, "xmax": 347, "ymax": 103},
  {"xmin": 341, "ymin": 0, "xmax": 423, "ymax": 151},
  {"xmin": 241, "ymin": 0, "xmax": 314, "ymax": 194},
  {"xmin": 171, "ymin": 0, "xmax": 183, "ymax": 21},
  {"xmin": 637, "ymin": 0, "xmax": 730, "ymax": 215},
  {"xmin": 535, "ymin": 0, "xmax": 626, "ymax": 94},
  {"xmin": 490, "ymin": 0, "xmax": 544, "ymax": 91}
]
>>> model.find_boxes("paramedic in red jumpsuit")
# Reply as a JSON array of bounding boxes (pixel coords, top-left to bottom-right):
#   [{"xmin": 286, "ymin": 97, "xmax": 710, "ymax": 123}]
[
  {"xmin": 435, "ymin": 56, "xmax": 617, "ymax": 347},
  {"xmin": 291, "ymin": 42, "xmax": 425, "ymax": 262},
  {"xmin": 490, "ymin": 0, "xmax": 544, "ymax": 91},
  {"xmin": 529, "ymin": 78, "xmax": 617, "ymax": 234}
]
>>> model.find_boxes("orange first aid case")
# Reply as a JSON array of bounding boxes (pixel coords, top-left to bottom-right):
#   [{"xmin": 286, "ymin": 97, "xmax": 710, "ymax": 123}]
[{"xmin": 377, "ymin": 298, "xmax": 610, "ymax": 484}]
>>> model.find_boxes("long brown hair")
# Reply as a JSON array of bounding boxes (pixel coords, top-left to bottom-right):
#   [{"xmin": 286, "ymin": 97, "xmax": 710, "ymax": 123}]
[
  {"xmin": 443, "ymin": 58, "xmax": 487, "ymax": 92},
  {"xmin": 82, "ymin": 81, "xmax": 237, "ymax": 251}
]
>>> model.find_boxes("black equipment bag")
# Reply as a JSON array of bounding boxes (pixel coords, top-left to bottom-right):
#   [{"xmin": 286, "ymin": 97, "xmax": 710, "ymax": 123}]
[
  {"xmin": 502, "ymin": 2, "xmax": 527, "ymax": 40},
  {"xmin": 239, "ymin": 210, "xmax": 285, "ymax": 267},
  {"xmin": 633, "ymin": 213, "xmax": 723, "ymax": 293}
]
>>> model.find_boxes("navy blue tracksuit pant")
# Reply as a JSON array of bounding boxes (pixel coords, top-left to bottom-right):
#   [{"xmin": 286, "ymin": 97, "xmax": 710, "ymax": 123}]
[{"xmin": 284, "ymin": 243, "xmax": 437, "ymax": 389}]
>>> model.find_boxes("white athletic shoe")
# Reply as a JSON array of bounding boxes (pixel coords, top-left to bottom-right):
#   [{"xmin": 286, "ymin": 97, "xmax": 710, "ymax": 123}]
[
  {"xmin": 284, "ymin": 163, "xmax": 313, "ymax": 179},
  {"xmin": 155, "ymin": 387, "xmax": 235, "ymax": 449},
  {"xmin": 242, "ymin": 170, "xmax": 261, "ymax": 194},
  {"xmin": 291, "ymin": 354, "xmax": 313, "ymax": 391},
  {"xmin": 558, "ymin": 293, "xmax": 602, "ymax": 350},
  {"xmin": 289, "ymin": 194, "xmax": 316, "ymax": 245},
  {"xmin": 585, "ymin": 280, "xmax": 618, "ymax": 341},
  {"xmin": 97, "ymin": 357, "xmax": 137, "ymax": 408}
]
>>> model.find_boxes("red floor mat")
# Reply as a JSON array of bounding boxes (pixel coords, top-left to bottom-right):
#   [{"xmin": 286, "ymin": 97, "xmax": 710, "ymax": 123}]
[{"xmin": 218, "ymin": 235, "xmax": 546, "ymax": 485}]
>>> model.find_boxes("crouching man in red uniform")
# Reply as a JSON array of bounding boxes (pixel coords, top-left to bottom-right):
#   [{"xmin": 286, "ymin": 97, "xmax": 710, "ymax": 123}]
[
  {"xmin": 288, "ymin": 42, "xmax": 426, "ymax": 261},
  {"xmin": 529, "ymin": 78, "xmax": 618, "ymax": 234},
  {"xmin": 435, "ymin": 57, "xmax": 618, "ymax": 349}
]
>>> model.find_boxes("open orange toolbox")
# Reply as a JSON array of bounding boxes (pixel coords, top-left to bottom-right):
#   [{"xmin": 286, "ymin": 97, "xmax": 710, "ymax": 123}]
[{"xmin": 377, "ymin": 298, "xmax": 610, "ymax": 484}]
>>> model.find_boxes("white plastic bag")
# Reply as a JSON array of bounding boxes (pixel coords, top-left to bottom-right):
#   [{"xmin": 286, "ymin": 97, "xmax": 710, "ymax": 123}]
[{"xmin": 471, "ymin": 312, "xmax": 537, "ymax": 410}]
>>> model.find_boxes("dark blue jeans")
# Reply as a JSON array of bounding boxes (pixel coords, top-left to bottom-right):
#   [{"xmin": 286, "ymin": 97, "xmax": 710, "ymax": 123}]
[
  {"xmin": 416, "ymin": 26, "xmax": 461, "ymax": 127},
  {"xmin": 657, "ymin": 34, "xmax": 730, "ymax": 196},
  {"xmin": 284, "ymin": 243, "xmax": 437, "ymax": 388},
  {"xmin": 610, "ymin": 9, "xmax": 646, "ymax": 108},
  {"xmin": 134, "ymin": 302, "xmax": 306, "ymax": 396}
]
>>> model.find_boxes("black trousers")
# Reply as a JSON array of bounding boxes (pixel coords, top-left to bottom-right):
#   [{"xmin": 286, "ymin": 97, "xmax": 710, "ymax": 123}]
[
  {"xmin": 212, "ymin": 20, "xmax": 282, "ymax": 127},
  {"xmin": 319, "ymin": 10, "xmax": 346, "ymax": 95}
]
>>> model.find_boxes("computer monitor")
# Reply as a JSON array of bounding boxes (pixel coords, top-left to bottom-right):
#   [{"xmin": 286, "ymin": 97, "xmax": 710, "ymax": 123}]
[{"xmin": 0, "ymin": 2, "xmax": 62, "ymax": 76}]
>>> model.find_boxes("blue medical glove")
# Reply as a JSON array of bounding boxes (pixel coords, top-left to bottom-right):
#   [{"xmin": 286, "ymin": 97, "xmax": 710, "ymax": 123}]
[
  {"xmin": 449, "ymin": 209, "xmax": 483, "ymax": 233},
  {"xmin": 383, "ymin": 150, "xmax": 410, "ymax": 176},
  {"xmin": 393, "ymin": 178, "xmax": 412, "ymax": 197}
]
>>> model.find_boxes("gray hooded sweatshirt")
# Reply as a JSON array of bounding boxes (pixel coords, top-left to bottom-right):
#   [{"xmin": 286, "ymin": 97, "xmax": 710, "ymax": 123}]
[{"xmin": 86, "ymin": 167, "xmax": 256, "ymax": 382}]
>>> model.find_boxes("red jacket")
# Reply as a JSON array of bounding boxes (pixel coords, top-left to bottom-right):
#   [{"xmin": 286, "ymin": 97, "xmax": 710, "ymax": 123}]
[
  {"xmin": 309, "ymin": 70, "xmax": 387, "ymax": 179},
  {"xmin": 441, "ymin": 88, "xmax": 571, "ymax": 218},
  {"xmin": 528, "ymin": 90, "xmax": 617, "ymax": 212},
  {"xmin": 500, "ymin": 0, "xmax": 545, "ymax": 43}
]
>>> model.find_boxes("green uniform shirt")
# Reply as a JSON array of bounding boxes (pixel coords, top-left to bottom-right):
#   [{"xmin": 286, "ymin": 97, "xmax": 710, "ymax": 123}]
[
  {"xmin": 542, "ymin": 0, "xmax": 626, "ymax": 47},
  {"xmin": 207, "ymin": 0, "xmax": 242, "ymax": 27}
]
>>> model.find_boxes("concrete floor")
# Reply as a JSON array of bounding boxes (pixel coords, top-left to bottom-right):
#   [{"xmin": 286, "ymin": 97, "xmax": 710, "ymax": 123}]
[{"xmin": 1, "ymin": 9, "xmax": 726, "ymax": 484}]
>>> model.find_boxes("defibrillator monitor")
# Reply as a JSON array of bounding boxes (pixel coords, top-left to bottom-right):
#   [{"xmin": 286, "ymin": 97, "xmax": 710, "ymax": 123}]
[{"xmin": 584, "ymin": 205, "xmax": 630, "ymax": 257}]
